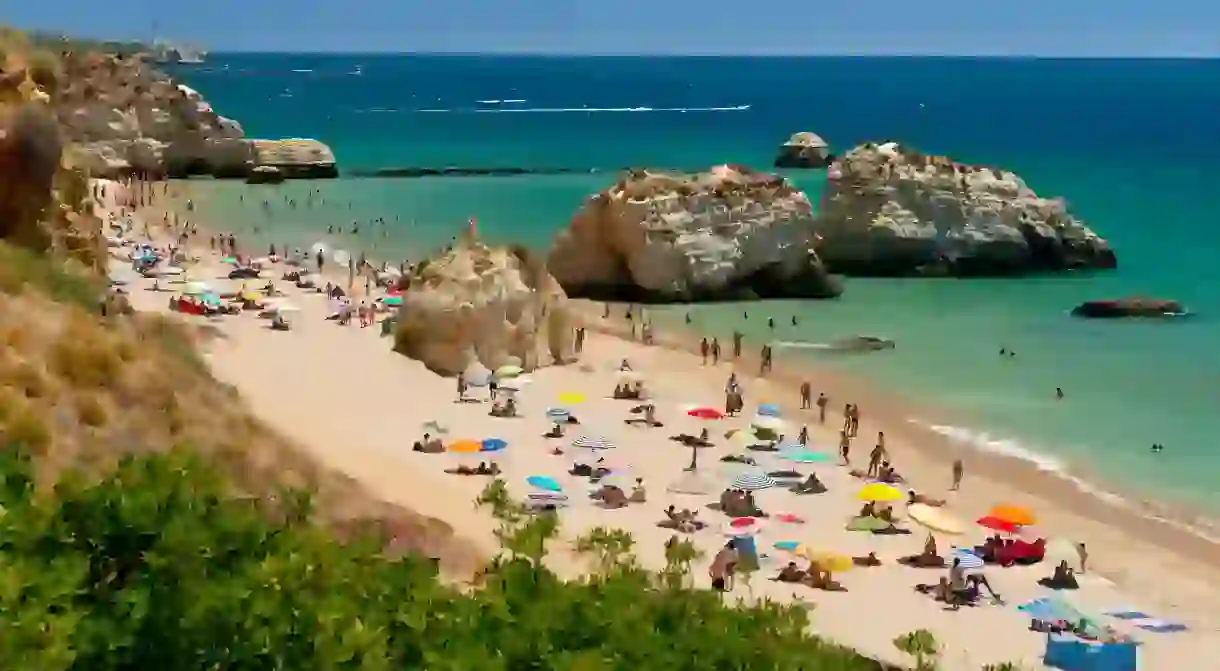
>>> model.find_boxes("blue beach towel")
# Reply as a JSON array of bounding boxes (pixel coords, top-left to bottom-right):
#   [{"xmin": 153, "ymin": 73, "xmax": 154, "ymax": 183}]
[{"xmin": 1136, "ymin": 620, "xmax": 1189, "ymax": 633}]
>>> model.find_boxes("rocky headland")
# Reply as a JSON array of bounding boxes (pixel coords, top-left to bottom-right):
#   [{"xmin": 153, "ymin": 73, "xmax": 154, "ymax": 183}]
[
  {"xmin": 814, "ymin": 142, "xmax": 1116, "ymax": 276},
  {"xmin": 394, "ymin": 231, "xmax": 576, "ymax": 376},
  {"xmin": 42, "ymin": 49, "xmax": 335, "ymax": 180},
  {"xmin": 547, "ymin": 165, "xmax": 841, "ymax": 303},
  {"xmin": 774, "ymin": 131, "xmax": 833, "ymax": 169}
]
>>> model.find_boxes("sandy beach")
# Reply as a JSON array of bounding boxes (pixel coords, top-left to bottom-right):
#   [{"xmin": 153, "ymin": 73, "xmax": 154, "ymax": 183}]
[{"xmin": 104, "ymin": 178, "xmax": 1220, "ymax": 669}]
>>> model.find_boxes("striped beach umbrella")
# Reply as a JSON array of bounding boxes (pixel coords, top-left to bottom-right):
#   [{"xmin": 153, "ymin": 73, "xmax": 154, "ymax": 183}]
[
  {"xmin": 572, "ymin": 435, "xmax": 615, "ymax": 451},
  {"xmin": 757, "ymin": 403, "xmax": 782, "ymax": 417},
  {"xmin": 730, "ymin": 468, "xmax": 776, "ymax": 491},
  {"xmin": 545, "ymin": 408, "xmax": 571, "ymax": 423},
  {"xmin": 952, "ymin": 549, "xmax": 985, "ymax": 571}
]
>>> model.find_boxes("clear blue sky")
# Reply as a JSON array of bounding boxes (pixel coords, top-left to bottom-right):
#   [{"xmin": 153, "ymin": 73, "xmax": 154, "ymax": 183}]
[{"xmin": 10, "ymin": 0, "xmax": 1218, "ymax": 57}]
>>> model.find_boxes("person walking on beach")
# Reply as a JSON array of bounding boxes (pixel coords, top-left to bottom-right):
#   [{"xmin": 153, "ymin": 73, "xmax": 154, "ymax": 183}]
[
  {"xmin": 711, "ymin": 338, "xmax": 721, "ymax": 364},
  {"xmin": 732, "ymin": 331, "xmax": 743, "ymax": 359},
  {"xmin": 816, "ymin": 392, "xmax": 828, "ymax": 423},
  {"xmin": 575, "ymin": 327, "xmax": 585, "ymax": 354},
  {"xmin": 800, "ymin": 381, "xmax": 811, "ymax": 409},
  {"xmin": 868, "ymin": 441, "xmax": 886, "ymax": 478},
  {"xmin": 839, "ymin": 430, "xmax": 851, "ymax": 465},
  {"xmin": 798, "ymin": 425, "xmax": 809, "ymax": 446},
  {"xmin": 316, "ymin": 247, "xmax": 325, "ymax": 273},
  {"xmin": 759, "ymin": 345, "xmax": 773, "ymax": 376},
  {"xmin": 842, "ymin": 404, "xmax": 853, "ymax": 436},
  {"xmin": 951, "ymin": 458, "xmax": 964, "ymax": 491},
  {"xmin": 849, "ymin": 405, "xmax": 860, "ymax": 437},
  {"xmin": 700, "ymin": 338, "xmax": 710, "ymax": 365}
]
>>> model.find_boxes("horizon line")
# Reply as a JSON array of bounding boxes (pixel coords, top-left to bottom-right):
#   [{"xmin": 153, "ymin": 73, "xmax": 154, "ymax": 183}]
[{"xmin": 201, "ymin": 50, "xmax": 1220, "ymax": 60}]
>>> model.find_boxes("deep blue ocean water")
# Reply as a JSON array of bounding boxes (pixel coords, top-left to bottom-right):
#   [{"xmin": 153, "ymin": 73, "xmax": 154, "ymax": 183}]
[{"xmin": 171, "ymin": 54, "xmax": 1220, "ymax": 516}]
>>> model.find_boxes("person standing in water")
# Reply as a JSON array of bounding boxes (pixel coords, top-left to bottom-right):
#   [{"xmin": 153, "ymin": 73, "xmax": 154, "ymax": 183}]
[
  {"xmin": 799, "ymin": 380, "xmax": 812, "ymax": 409},
  {"xmin": 700, "ymin": 338, "xmax": 710, "ymax": 365},
  {"xmin": 951, "ymin": 458, "xmax": 964, "ymax": 491},
  {"xmin": 816, "ymin": 392, "xmax": 828, "ymax": 423},
  {"xmin": 732, "ymin": 331, "xmax": 743, "ymax": 359},
  {"xmin": 711, "ymin": 338, "xmax": 721, "ymax": 364}
]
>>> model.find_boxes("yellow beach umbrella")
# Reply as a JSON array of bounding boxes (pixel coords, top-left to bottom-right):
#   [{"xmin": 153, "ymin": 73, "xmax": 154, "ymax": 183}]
[
  {"xmin": 908, "ymin": 503, "xmax": 966, "ymax": 535},
  {"xmin": 558, "ymin": 392, "xmax": 586, "ymax": 405},
  {"xmin": 794, "ymin": 546, "xmax": 854, "ymax": 573},
  {"xmin": 857, "ymin": 482, "xmax": 903, "ymax": 503},
  {"xmin": 494, "ymin": 364, "xmax": 524, "ymax": 379},
  {"xmin": 447, "ymin": 439, "xmax": 482, "ymax": 454}
]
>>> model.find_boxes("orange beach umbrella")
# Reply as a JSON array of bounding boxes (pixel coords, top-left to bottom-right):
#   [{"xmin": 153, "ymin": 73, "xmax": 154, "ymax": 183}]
[
  {"xmin": 989, "ymin": 504, "xmax": 1036, "ymax": 527},
  {"xmin": 447, "ymin": 439, "xmax": 482, "ymax": 454}
]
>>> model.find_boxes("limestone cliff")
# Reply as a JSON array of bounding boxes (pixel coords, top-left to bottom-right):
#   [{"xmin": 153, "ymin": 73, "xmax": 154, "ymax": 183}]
[
  {"xmin": 0, "ymin": 50, "xmax": 104, "ymax": 270},
  {"xmin": 548, "ymin": 165, "xmax": 841, "ymax": 302},
  {"xmin": 394, "ymin": 233, "xmax": 576, "ymax": 376},
  {"xmin": 774, "ymin": 132, "xmax": 832, "ymax": 169},
  {"xmin": 815, "ymin": 142, "xmax": 1116, "ymax": 276}
]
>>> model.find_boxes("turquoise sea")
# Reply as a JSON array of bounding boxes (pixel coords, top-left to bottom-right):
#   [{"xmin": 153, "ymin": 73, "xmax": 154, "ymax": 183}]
[{"xmin": 171, "ymin": 54, "xmax": 1220, "ymax": 518}]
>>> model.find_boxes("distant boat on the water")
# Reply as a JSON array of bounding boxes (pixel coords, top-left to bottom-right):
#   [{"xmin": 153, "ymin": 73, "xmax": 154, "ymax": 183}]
[{"xmin": 774, "ymin": 335, "xmax": 896, "ymax": 352}]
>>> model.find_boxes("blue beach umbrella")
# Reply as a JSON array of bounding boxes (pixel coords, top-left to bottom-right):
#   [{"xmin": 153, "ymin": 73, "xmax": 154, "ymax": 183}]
[
  {"xmin": 757, "ymin": 403, "xmax": 782, "ymax": 417},
  {"xmin": 773, "ymin": 540, "xmax": 800, "ymax": 552},
  {"xmin": 527, "ymin": 475, "xmax": 562, "ymax": 492},
  {"xmin": 952, "ymin": 548, "xmax": 985, "ymax": 571},
  {"xmin": 381, "ymin": 295, "xmax": 403, "ymax": 307},
  {"xmin": 481, "ymin": 438, "xmax": 508, "ymax": 452}
]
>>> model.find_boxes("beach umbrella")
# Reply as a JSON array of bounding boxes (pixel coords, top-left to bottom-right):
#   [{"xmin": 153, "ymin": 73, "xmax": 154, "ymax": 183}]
[
  {"xmin": 687, "ymin": 407, "xmax": 723, "ymax": 420},
  {"xmin": 481, "ymin": 438, "xmax": 508, "ymax": 452},
  {"xmin": 617, "ymin": 370, "xmax": 644, "ymax": 383},
  {"xmin": 774, "ymin": 540, "xmax": 801, "ymax": 552},
  {"xmin": 951, "ymin": 549, "xmax": 985, "ymax": 571},
  {"xmin": 751, "ymin": 415, "xmax": 787, "ymax": 432},
  {"xmin": 380, "ymin": 295, "xmax": 403, "ymax": 307},
  {"xmin": 778, "ymin": 447, "xmax": 832, "ymax": 464},
  {"xmin": 494, "ymin": 364, "xmax": 524, "ymax": 379},
  {"xmin": 757, "ymin": 403, "xmax": 782, "ymax": 417},
  {"xmin": 723, "ymin": 516, "xmax": 765, "ymax": 536},
  {"xmin": 448, "ymin": 439, "xmax": 483, "ymax": 454},
  {"xmin": 200, "ymin": 293, "xmax": 222, "ymax": 307},
  {"xmin": 527, "ymin": 475, "xmax": 562, "ymax": 492},
  {"xmin": 221, "ymin": 256, "xmax": 238, "ymax": 264},
  {"xmin": 667, "ymin": 472, "xmax": 714, "ymax": 495},
  {"xmin": 545, "ymin": 408, "xmax": 571, "ymax": 423},
  {"xmin": 989, "ymin": 504, "xmax": 1036, "ymax": 527},
  {"xmin": 908, "ymin": 503, "xmax": 966, "ymax": 535},
  {"xmin": 857, "ymin": 482, "xmax": 903, "ymax": 503},
  {"xmin": 182, "ymin": 281, "xmax": 212, "ymax": 296},
  {"xmin": 333, "ymin": 249, "xmax": 351, "ymax": 266},
  {"xmin": 976, "ymin": 515, "xmax": 1020, "ymax": 534},
  {"xmin": 793, "ymin": 546, "xmax": 855, "ymax": 573},
  {"xmin": 498, "ymin": 376, "xmax": 531, "ymax": 392},
  {"xmin": 160, "ymin": 266, "xmax": 185, "ymax": 276},
  {"xmin": 730, "ymin": 468, "xmax": 775, "ymax": 491},
  {"xmin": 558, "ymin": 392, "xmax": 585, "ymax": 405},
  {"xmin": 572, "ymin": 435, "xmax": 615, "ymax": 451}
]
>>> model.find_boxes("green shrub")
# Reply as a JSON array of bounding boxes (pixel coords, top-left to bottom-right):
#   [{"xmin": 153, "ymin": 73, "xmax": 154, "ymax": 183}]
[{"xmin": 0, "ymin": 446, "xmax": 889, "ymax": 670}]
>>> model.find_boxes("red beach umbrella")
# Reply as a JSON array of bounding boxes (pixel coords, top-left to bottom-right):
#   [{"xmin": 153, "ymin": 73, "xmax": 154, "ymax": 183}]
[
  {"xmin": 976, "ymin": 515, "xmax": 1020, "ymax": 534},
  {"xmin": 687, "ymin": 407, "xmax": 724, "ymax": 420}
]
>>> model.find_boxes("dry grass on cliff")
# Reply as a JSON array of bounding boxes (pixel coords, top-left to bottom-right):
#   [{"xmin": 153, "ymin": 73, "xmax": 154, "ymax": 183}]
[{"xmin": 0, "ymin": 242, "xmax": 483, "ymax": 575}]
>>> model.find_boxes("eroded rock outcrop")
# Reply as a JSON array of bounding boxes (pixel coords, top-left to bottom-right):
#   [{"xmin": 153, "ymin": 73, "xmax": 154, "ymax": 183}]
[
  {"xmin": 814, "ymin": 142, "xmax": 1116, "ymax": 276},
  {"xmin": 548, "ymin": 165, "xmax": 841, "ymax": 302},
  {"xmin": 0, "ymin": 55, "xmax": 104, "ymax": 269},
  {"xmin": 394, "ymin": 232, "xmax": 576, "ymax": 376},
  {"xmin": 774, "ymin": 132, "xmax": 832, "ymax": 169},
  {"xmin": 1071, "ymin": 298, "xmax": 1186, "ymax": 319},
  {"xmin": 249, "ymin": 139, "xmax": 337, "ymax": 179}
]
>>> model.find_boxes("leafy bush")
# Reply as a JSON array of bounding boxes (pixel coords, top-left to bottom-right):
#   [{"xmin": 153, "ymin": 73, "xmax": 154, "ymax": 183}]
[{"xmin": 0, "ymin": 445, "xmax": 890, "ymax": 670}]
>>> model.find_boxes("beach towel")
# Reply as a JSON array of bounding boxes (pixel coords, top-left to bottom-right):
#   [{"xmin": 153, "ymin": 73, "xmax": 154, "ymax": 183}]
[{"xmin": 1104, "ymin": 608, "xmax": 1189, "ymax": 633}]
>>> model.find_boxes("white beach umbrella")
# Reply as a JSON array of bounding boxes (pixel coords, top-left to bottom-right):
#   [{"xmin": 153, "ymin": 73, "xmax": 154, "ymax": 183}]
[
  {"xmin": 729, "ymin": 468, "xmax": 776, "ymax": 491},
  {"xmin": 160, "ymin": 266, "xmax": 185, "ymax": 276},
  {"xmin": 751, "ymin": 415, "xmax": 787, "ymax": 432},
  {"xmin": 333, "ymin": 249, "xmax": 351, "ymax": 266},
  {"xmin": 310, "ymin": 241, "xmax": 330, "ymax": 257},
  {"xmin": 572, "ymin": 435, "xmax": 615, "ymax": 451},
  {"xmin": 182, "ymin": 281, "xmax": 213, "ymax": 296}
]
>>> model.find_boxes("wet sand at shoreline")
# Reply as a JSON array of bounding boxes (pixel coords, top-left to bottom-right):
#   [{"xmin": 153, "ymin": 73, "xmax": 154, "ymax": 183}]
[{"xmin": 109, "ymin": 178, "xmax": 1220, "ymax": 669}]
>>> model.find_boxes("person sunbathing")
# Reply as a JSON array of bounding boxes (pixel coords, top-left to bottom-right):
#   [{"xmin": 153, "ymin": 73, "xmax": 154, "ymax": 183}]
[
  {"xmin": 543, "ymin": 423, "xmax": 566, "ymax": 439},
  {"xmin": 876, "ymin": 506, "xmax": 895, "ymax": 522},
  {"xmin": 857, "ymin": 502, "xmax": 877, "ymax": 518},
  {"xmin": 804, "ymin": 565, "xmax": 847, "ymax": 592},
  {"xmin": 592, "ymin": 485, "xmax": 629, "ymax": 509},
  {"xmin": 1038, "ymin": 561, "xmax": 1080, "ymax": 590},
  {"xmin": 271, "ymin": 314, "xmax": 290, "ymax": 331},
  {"xmin": 474, "ymin": 462, "xmax": 501, "ymax": 476},
  {"xmin": 412, "ymin": 433, "xmax": 444, "ymax": 454},
  {"xmin": 489, "ymin": 398, "xmax": 518, "ymax": 418},
  {"xmin": 789, "ymin": 473, "xmax": 827, "ymax": 494},
  {"xmin": 569, "ymin": 463, "xmax": 593, "ymax": 476},
  {"xmin": 720, "ymin": 454, "xmax": 757, "ymax": 466},
  {"xmin": 629, "ymin": 479, "xmax": 647, "ymax": 503},
  {"xmin": 900, "ymin": 534, "xmax": 946, "ymax": 568},
  {"xmin": 907, "ymin": 489, "xmax": 946, "ymax": 507},
  {"xmin": 624, "ymin": 405, "xmax": 663, "ymax": 427},
  {"xmin": 852, "ymin": 552, "xmax": 882, "ymax": 567},
  {"xmin": 775, "ymin": 562, "xmax": 806, "ymax": 583}
]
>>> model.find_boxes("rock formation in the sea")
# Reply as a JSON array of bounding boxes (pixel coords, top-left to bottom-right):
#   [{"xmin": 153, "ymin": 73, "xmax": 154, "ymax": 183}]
[
  {"xmin": 1071, "ymin": 297, "xmax": 1186, "ymax": 319},
  {"xmin": 547, "ymin": 165, "xmax": 842, "ymax": 302},
  {"xmin": 814, "ymin": 142, "xmax": 1117, "ymax": 276},
  {"xmin": 0, "ymin": 54, "xmax": 104, "ymax": 269},
  {"xmin": 44, "ymin": 50, "xmax": 335, "ymax": 180},
  {"xmin": 774, "ymin": 132, "xmax": 832, "ymax": 169},
  {"xmin": 393, "ymin": 231, "xmax": 576, "ymax": 376}
]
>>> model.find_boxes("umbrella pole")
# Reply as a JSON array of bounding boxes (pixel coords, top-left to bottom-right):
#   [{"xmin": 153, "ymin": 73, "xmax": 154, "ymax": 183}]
[{"xmin": 686, "ymin": 444, "xmax": 699, "ymax": 472}]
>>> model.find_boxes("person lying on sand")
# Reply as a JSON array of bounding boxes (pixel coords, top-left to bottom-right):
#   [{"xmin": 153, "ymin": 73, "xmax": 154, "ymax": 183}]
[
  {"xmin": 721, "ymin": 490, "xmax": 766, "ymax": 518},
  {"xmin": 900, "ymin": 534, "xmax": 946, "ymax": 568},
  {"xmin": 720, "ymin": 454, "xmax": 757, "ymax": 466},
  {"xmin": 412, "ymin": 433, "xmax": 444, "ymax": 454},
  {"xmin": 858, "ymin": 502, "xmax": 876, "ymax": 518},
  {"xmin": 774, "ymin": 562, "xmax": 806, "ymax": 583},
  {"xmin": 613, "ymin": 383, "xmax": 644, "ymax": 400},
  {"xmin": 445, "ymin": 462, "xmax": 502, "ymax": 476},
  {"xmin": 789, "ymin": 473, "xmax": 827, "ymax": 495},
  {"xmin": 803, "ymin": 564, "xmax": 847, "ymax": 592},
  {"xmin": 271, "ymin": 313, "xmax": 290, "ymax": 331},
  {"xmin": 543, "ymin": 423, "xmax": 566, "ymax": 439},
  {"xmin": 489, "ymin": 398, "xmax": 519, "ymax": 418},
  {"xmin": 592, "ymin": 485, "xmax": 629, "ymax": 509},
  {"xmin": 908, "ymin": 489, "xmax": 946, "ymax": 507},
  {"xmin": 1038, "ymin": 561, "xmax": 1080, "ymax": 590},
  {"xmin": 624, "ymin": 404, "xmax": 663, "ymax": 427},
  {"xmin": 877, "ymin": 462, "xmax": 905, "ymax": 484},
  {"xmin": 853, "ymin": 552, "xmax": 882, "ymax": 567}
]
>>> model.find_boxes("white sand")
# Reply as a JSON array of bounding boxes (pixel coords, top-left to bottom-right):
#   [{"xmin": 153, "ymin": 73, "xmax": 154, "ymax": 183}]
[{"xmin": 100, "ymin": 179, "xmax": 1220, "ymax": 670}]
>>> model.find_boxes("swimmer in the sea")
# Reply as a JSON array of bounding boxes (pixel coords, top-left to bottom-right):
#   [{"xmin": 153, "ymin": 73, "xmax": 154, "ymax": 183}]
[{"xmin": 1056, "ymin": 387, "xmax": 1064, "ymax": 400}]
